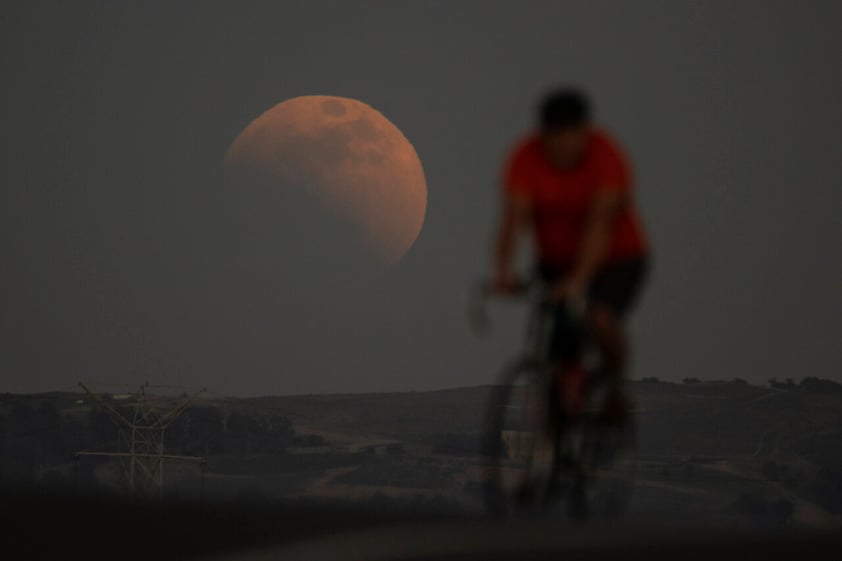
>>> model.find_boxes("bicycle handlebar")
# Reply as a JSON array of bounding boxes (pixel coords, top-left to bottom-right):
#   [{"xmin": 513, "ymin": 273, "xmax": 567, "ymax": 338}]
[
  {"xmin": 468, "ymin": 278, "xmax": 587, "ymax": 336},
  {"xmin": 468, "ymin": 279, "xmax": 540, "ymax": 336}
]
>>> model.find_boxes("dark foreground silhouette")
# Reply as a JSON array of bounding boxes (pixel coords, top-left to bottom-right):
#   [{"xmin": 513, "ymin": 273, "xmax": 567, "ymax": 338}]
[{"xmin": 3, "ymin": 491, "xmax": 841, "ymax": 561}]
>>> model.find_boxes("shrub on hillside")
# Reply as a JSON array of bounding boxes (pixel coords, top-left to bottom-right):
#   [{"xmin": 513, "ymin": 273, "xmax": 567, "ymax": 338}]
[
  {"xmin": 768, "ymin": 378, "xmax": 797, "ymax": 390},
  {"xmin": 799, "ymin": 377, "xmax": 842, "ymax": 394}
]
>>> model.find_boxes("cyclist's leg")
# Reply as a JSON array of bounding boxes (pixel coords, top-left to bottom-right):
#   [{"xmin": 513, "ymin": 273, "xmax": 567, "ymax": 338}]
[
  {"xmin": 587, "ymin": 303, "xmax": 628, "ymax": 419},
  {"xmin": 586, "ymin": 256, "xmax": 650, "ymax": 419},
  {"xmin": 556, "ymin": 359, "xmax": 587, "ymax": 414},
  {"xmin": 536, "ymin": 265, "xmax": 585, "ymax": 419},
  {"xmin": 548, "ymin": 306, "xmax": 588, "ymax": 418}
]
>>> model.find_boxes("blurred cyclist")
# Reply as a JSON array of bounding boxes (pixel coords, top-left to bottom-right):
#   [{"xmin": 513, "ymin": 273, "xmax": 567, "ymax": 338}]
[{"xmin": 493, "ymin": 88, "xmax": 649, "ymax": 419}]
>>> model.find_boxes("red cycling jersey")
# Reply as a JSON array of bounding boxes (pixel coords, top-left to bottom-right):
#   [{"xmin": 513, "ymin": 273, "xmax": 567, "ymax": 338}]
[{"xmin": 504, "ymin": 128, "xmax": 648, "ymax": 269}]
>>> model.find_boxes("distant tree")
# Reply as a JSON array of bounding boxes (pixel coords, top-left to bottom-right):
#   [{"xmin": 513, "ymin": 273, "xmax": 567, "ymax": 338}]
[
  {"xmin": 682, "ymin": 377, "xmax": 701, "ymax": 384},
  {"xmin": 732, "ymin": 378, "xmax": 748, "ymax": 386},
  {"xmin": 769, "ymin": 378, "xmax": 797, "ymax": 390},
  {"xmin": 641, "ymin": 376, "xmax": 660, "ymax": 384},
  {"xmin": 799, "ymin": 377, "xmax": 842, "ymax": 394}
]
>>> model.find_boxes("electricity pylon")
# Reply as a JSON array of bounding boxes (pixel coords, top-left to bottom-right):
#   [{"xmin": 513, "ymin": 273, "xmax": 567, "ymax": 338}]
[{"xmin": 76, "ymin": 382, "xmax": 207, "ymax": 502}]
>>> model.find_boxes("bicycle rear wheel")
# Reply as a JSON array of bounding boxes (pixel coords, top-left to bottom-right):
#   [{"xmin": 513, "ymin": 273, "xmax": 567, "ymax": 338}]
[
  {"xmin": 482, "ymin": 358, "xmax": 558, "ymax": 517},
  {"xmin": 567, "ymin": 400, "xmax": 637, "ymax": 521}
]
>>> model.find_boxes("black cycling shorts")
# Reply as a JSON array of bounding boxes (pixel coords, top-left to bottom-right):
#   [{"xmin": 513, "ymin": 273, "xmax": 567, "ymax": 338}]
[{"xmin": 539, "ymin": 255, "xmax": 650, "ymax": 320}]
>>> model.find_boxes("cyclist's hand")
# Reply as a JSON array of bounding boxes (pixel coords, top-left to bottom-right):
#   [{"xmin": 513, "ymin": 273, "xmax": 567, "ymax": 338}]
[
  {"xmin": 490, "ymin": 272, "xmax": 522, "ymax": 296},
  {"xmin": 550, "ymin": 276, "xmax": 587, "ymax": 304}
]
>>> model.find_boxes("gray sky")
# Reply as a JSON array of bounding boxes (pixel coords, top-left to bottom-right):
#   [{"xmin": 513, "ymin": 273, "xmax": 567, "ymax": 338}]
[{"xmin": 2, "ymin": 1, "xmax": 841, "ymax": 396}]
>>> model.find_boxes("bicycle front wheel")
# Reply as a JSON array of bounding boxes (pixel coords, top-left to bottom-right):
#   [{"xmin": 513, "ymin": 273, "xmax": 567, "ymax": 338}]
[{"xmin": 482, "ymin": 358, "xmax": 558, "ymax": 517}]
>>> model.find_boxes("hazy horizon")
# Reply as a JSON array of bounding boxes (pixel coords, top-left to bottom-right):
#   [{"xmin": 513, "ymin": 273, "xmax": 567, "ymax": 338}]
[{"xmin": 4, "ymin": 373, "xmax": 827, "ymax": 400}]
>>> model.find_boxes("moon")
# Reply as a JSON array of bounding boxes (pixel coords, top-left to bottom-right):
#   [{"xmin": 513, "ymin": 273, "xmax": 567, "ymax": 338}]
[{"xmin": 224, "ymin": 96, "xmax": 427, "ymax": 269}]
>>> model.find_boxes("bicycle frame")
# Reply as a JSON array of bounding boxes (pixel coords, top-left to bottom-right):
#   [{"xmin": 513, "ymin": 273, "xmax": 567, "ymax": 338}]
[
  {"xmin": 471, "ymin": 280, "xmax": 591, "ymax": 387},
  {"xmin": 474, "ymin": 280, "xmax": 637, "ymax": 519}
]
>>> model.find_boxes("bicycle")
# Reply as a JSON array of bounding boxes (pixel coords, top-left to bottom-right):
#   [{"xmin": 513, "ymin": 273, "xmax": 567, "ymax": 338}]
[{"xmin": 470, "ymin": 280, "xmax": 637, "ymax": 520}]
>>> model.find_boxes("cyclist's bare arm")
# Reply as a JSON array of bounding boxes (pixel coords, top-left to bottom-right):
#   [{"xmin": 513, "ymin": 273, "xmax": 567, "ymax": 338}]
[
  {"xmin": 494, "ymin": 188, "xmax": 531, "ymax": 293},
  {"xmin": 554, "ymin": 190, "xmax": 624, "ymax": 300}
]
